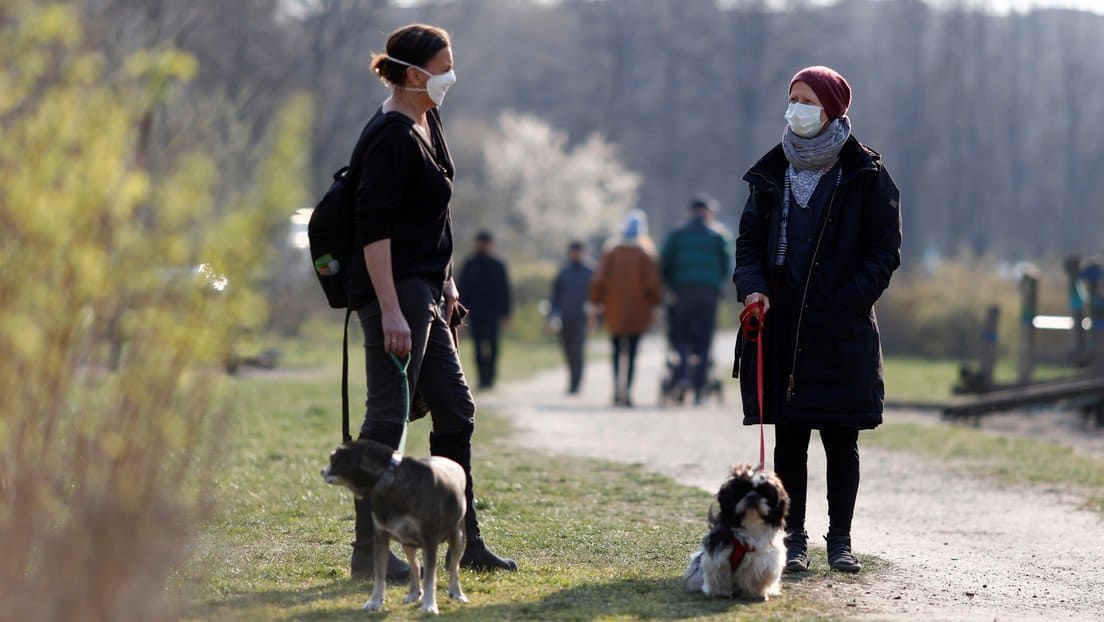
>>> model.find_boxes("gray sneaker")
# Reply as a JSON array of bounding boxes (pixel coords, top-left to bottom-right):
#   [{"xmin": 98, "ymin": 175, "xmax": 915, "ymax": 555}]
[
  {"xmin": 783, "ymin": 530, "xmax": 810, "ymax": 573},
  {"xmin": 825, "ymin": 534, "xmax": 861, "ymax": 573}
]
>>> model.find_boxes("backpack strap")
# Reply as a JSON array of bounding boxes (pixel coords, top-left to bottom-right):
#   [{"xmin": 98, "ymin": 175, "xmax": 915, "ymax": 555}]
[{"xmin": 341, "ymin": 307, "xmax": 353, "ymax": 442}]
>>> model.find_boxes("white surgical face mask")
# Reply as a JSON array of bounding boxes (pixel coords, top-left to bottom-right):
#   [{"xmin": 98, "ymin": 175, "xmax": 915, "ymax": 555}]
[
  {"xmin": 387, "ymin": 56, "xmax": 456, "ymax": 106},
  {"xmin": 785, "ymin": 102, "xmax": 824, "ymax": 138}
]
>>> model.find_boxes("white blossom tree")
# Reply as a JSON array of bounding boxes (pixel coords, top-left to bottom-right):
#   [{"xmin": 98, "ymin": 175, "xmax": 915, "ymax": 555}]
[{"xmin": 478, "ymin": 111, "xmax": 640, "ymax": 258}]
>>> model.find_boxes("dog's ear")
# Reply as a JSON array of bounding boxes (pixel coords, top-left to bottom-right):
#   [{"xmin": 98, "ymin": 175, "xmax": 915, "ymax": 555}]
[
  {"xmin": 715, "ymin": 480, "xmax": 740, "ymax": 525},
  {"xmin": 767, "ymin": 472, "xmax": 791, "ymax": 528},
  {"xmin": 707, "ymin": 503, "xmax": 720, "ymax": 528}
]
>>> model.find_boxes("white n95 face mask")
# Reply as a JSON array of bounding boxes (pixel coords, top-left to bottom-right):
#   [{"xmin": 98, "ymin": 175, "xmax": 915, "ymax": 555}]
[
  {"xmin": 387, "ymin": 56, "xmax": 456, "ymax": 106},
  {"xmin": 785, "ymin": 102, "xmax": 824, "ymax": 138}
]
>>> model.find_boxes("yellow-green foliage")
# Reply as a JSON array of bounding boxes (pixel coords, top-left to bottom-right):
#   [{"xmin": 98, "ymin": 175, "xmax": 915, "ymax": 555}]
[{"xmin": 0, "ymin": 4, "xmax": 311, "ymax": 620}]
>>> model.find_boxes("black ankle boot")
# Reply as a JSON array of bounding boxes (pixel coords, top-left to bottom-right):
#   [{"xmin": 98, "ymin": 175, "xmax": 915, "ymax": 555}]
[
  {"xmin": 431, "ymin": 430, "xmax": 518, "ymax": 572},
  {"xmin": 825, "ymin": 534, "xmax": 861, "ymax": 573},
  {"xmin": 784, "ymin": 530, "xmax": 810, "ymax": 573},
  {"xmin": 458, "ymin": 501, "xmax": 518, "ymax": 572},
  {"xmin": 351, "ymin": 497, "xmax": 410, "ymax": 580}
]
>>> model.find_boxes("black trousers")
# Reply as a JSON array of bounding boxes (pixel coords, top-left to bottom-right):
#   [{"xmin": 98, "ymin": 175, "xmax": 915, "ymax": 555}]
[
  {"xmin": 668, "ymin": 285, "xmax": 720, "ymax": 395},
  {"xmin": 356, "ymin": 278, "xmax": 475, "ymax": 442},
  {"xmin": 611, "ymin": 334, "xmax": 641, "ymax": 398},
  {"xmin": 469, "ymin": 319, "xmax": 500, "ymax": 389},
  {"xmin": 560, "ymin": 316, "xmax": 586, "ymax": 393},
  {"xmin": 774, "ymin": 423, "xmax": 860, "ymax": 537}
]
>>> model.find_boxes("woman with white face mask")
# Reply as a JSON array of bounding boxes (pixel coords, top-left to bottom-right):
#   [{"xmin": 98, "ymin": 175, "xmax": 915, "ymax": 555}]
[
  {"xmin": 733, "ymin": 66, "xmax": 902, "ymax": 575},
  {"xmin": 341, "ymin": 23, "xmax": 516, "ymax": 581}
]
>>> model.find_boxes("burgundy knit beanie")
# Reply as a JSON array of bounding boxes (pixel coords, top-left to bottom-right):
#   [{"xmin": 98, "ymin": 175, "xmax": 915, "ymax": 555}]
[{"xmin": 789, "ymin": 66, "xmax": 851, "ymax": 120}]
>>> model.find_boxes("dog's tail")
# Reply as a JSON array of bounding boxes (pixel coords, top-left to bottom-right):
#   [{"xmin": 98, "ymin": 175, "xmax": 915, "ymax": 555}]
[{"xmin": 682, "ymin": 549, "xmax": 705, "ymax": 593}]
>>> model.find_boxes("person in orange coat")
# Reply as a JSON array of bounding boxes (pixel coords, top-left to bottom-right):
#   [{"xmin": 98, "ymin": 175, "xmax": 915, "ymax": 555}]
[{"xmin": 589, "ymin": 210, "xmax": 662, "ymax": 407}]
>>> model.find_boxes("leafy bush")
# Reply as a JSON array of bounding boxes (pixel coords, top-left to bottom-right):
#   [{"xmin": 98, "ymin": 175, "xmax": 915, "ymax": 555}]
[{"xmin": 0, "ymin": 4, "xmax": 310, "ymax": 620}]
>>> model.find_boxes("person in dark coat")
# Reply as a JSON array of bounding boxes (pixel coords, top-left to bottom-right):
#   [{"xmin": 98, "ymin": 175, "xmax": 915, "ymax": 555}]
[
  {"xmin": 549, "ymin": 241, "xmax": 594, "ymax": 394},
  {"xmin": 733, "ymin": 66, "xmax": 902, "ymax": 575},
  {"xmin": 458, "ymin": 230, "xmax": 511, "ymax": 389}
]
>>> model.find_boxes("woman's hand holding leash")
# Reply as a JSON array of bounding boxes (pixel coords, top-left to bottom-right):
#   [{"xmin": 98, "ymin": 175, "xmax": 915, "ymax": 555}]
[
  {"xmin": 382, "ymin": 307, "xmax": 412, "ymax": 358},
  {"xmin": 744, "ymin": 292, "xmax": 770, "ymax": 317}
]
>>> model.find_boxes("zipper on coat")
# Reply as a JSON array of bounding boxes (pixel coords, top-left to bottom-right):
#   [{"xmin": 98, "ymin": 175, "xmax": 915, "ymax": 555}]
[{"xmin": 786, "ymin": 180, "xmax": 840, "ymax": 402}]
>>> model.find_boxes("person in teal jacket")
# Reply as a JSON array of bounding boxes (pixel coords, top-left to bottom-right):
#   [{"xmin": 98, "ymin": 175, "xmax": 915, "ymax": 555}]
[{"xmin": 659, "ymin": 195, "xmax": 735, "ymax": 403}]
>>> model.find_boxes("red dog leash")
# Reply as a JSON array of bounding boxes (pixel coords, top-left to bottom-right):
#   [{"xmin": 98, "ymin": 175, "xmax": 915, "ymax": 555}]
[{"xmin": 740, "ymin": 301, "xmax": 767, "ymax": 469}]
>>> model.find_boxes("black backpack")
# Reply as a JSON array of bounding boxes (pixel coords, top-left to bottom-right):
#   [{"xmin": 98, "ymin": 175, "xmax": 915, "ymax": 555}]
[
  {"xmin": 308, "ymin": 165, "xmax": 356, "ymax": 309},
  {"xmin": 307, "ymin": 112, "xmax": 401, "ymax": 309}
]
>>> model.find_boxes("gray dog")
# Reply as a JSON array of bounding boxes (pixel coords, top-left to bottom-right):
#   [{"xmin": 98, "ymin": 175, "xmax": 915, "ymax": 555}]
[{"xmin": 322, "ymin": 439, "xmax": 468, "ymax": 614}]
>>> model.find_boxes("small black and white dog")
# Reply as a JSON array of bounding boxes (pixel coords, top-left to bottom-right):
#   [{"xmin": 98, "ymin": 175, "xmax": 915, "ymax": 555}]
[
  {"xmin": 322, "ymin": 439, "xmax": 468, "ymax": 615},
  {"xmin": 683, "ymin": 464, "xmax": 790, "ymax": 600}
]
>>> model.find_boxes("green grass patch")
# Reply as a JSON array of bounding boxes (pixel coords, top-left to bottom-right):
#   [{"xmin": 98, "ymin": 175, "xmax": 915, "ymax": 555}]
[
  {"xmin": 867, "ymin": 421, "xmax": 1104, "ymax": 515},
  {"xmin": 883, "ymin": 355, "xmax": 1073, "ymax": 401},
  {"xmin": 176, "ymin": 362, "xmax": 861, "ymax": 620}
]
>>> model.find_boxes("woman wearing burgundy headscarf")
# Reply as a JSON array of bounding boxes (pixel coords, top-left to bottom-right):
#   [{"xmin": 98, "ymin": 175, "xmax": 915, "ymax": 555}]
[{"xmin": 733, "ymin": 66, "xmax": 902, "ymax": 573}]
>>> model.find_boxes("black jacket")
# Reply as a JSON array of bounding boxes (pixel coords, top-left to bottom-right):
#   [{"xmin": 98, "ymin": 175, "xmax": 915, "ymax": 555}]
[
  {"xmin": 733, "ymin": 135, "xmax": 901, "ymax": 429},
  {"xmin": 457, "ymin": 253, "xmax": 511, "ymax": 324},
  {"xmin": 550, "ymin": 261, "xmax": 594, "ymax": 321},
  {"xmin": 345, "ymin": 108, "xmax": 455, "ymax": 310}
]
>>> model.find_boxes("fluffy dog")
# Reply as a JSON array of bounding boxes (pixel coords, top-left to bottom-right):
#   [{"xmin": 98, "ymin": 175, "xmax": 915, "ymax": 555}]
[
  {"xmin": 322, "ymin": 439, "xmax": 468, "ymax": 614},
  {"xmin": 683, "ymin": 464, "xmax": 790, "ymax": 600}
]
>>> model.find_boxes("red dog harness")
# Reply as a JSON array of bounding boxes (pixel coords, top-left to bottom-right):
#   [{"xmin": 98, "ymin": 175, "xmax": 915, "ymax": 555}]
[{"xmin": 730, "ymin": 537, "xmax": 755, "ymax": 570}]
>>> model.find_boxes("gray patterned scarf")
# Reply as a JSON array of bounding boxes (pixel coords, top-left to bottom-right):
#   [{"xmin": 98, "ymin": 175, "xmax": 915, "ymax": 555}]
[
  {"xmin": 774, "ymin": 116, "xmax": 850, "ymax": 267},
  {"xmin": 782, "ymin": 115, "xmax": 851, "ymax": 172}
]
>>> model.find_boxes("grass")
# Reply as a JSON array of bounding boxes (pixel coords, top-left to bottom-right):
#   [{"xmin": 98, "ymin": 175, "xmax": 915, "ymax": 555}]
[
  {"xmin": 175, "ymin": 335, "xmax": 862, "ymax": 621},
  {"xmin": 883, "ymin": 355, "xmax": 1074, "ymax": 402}
]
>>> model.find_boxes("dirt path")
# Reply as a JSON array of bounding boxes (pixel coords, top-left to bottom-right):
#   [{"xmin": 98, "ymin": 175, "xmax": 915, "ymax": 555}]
[{"xmin": 482, "ymin": 333, "xmax": 1104, "ymax": 622}]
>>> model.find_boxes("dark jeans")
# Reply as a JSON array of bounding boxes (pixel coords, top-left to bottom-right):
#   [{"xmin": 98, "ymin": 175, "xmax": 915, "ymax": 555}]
[
  {"xmin": 470, "ymin": 319, "xmax": 500, "ymax": 389},
  {"xmin": 611, "ymin": 334, "xmax": 641, "ymax": 399},
  {"xmin": 356, "ymin": 278, "xmax": 475, "ymax": 442},
  {"xmin": 774, "ymin": 424, "xmax": 860, "ymax": 537},
  {"xmin": 560, "ymin": 316, "xmax": 586, "ymax": 393},
  {"xmin": 667, "ymin": 285, "xmax": 720, "ymax": 395}
]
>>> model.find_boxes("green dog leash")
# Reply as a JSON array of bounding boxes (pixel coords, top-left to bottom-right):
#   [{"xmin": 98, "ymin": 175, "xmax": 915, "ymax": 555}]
[{"xmin": 389, "ymin": 352, "xmax": 412, "ymax": 458}]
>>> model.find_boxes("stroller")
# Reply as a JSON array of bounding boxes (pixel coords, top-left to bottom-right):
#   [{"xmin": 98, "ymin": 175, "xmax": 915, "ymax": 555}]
[{"xmin": 658, "ymin": 306, "xmax": 723, "ymax": 406}]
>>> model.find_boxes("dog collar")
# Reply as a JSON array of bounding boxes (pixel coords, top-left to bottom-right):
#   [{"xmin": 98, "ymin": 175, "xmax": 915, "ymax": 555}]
[
  {"xmin": 730, "ymin": 537, "xmax": 755, "ymax": 570},
  {"xmin": 383, "ymin": 451, "xmax": 402, "ymax": 477}
]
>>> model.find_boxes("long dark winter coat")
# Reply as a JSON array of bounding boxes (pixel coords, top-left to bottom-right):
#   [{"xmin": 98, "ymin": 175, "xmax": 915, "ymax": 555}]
[{"xmin": 733, "ymin": 136, "xmax": 902, "ymax": 429}]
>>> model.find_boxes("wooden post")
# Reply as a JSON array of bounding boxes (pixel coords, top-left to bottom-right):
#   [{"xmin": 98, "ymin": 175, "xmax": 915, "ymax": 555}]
[
  {"xmin": 1083, "ymin": 260, "xmax": 1104, "ymax": 372},
  {"xmin": 977, "ymin": 305, "xmax": 1000, "ymax": 390},
  {"xmin": 1064, "ymin": 254, "xmax": 1089, "ymax": 366},
  {"xmin": 1017, "ymin": 267, "xmax": 1039, "ymax": 385}
]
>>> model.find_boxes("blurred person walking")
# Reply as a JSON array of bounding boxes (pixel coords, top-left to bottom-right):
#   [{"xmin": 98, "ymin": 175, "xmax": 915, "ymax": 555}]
[
  {"xmin": 458, "ymin": 230, "xmax": 512, "ymax": 390},
  {"xmin": 589, "ymin": 211, "xmax": 662, "ymax": 407},
  {"xmin": 344, "ymin": 24, "xmax": 516, "ymax": 579},
  {"xmin": 549, "ymin": 240, "xmax": 594, "ymax": 395},
  {"xmin": 733, "ymin": 66, "xmax": 901, "ymax": 574},
  {"xmin": 659, "ymin": 194, "xmax": 734, "ymax": 404}
]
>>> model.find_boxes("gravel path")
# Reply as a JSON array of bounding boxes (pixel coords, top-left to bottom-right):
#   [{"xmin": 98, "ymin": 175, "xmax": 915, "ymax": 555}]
[{"xmin": 482, "ymin": 333, "xmax": 1104, "ymax": 621}]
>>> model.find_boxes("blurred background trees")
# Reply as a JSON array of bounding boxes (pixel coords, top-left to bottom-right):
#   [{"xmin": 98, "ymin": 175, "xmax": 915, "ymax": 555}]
[
  {"xmin": 64, "ymin": 0, "xmax": 1104, "ymax": 351},
  {"xmin": 72, "ymin": 0, "xmax": 1104, "ymax": 262}
]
